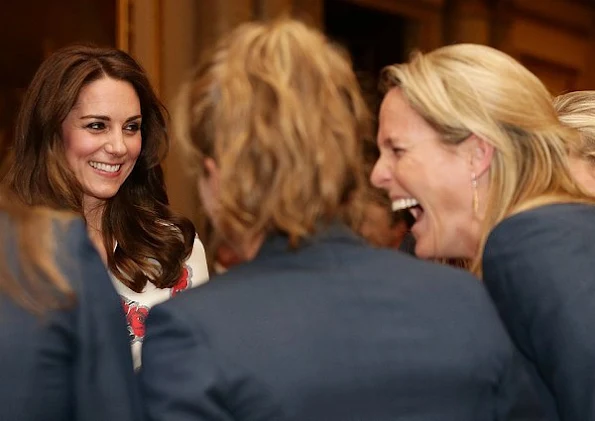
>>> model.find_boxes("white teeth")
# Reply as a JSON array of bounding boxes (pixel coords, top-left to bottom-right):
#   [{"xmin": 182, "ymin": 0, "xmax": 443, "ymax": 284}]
[
  {"xmin": 89, "ymin": 161, "xmax": 121, "ymax": 173},
  {"xmin": 391, "ymin": 198, "xmax": 419, "ymax": 212}
]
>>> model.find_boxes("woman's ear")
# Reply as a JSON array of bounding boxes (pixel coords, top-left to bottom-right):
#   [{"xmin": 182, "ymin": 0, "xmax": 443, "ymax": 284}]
[
  {"xmin": 467, "ymin": 134, "xmax": 494, "ymax": 178},
  {"xmin": 203, "ymin": 157, "xmax": 219, "ymax": 179},
  {"xmin": 202, "ymin": 157, "xmax": 221, "ymax": 194}
]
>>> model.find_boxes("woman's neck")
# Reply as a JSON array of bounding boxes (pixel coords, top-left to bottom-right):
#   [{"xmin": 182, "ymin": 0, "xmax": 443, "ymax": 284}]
[
  {"xmin": 83, "ymin": 197, "xmax": 108, "ymax": 265},
  {"xmin": 230, "ymin": 231, "xmax": 266, "ymax": 263}
]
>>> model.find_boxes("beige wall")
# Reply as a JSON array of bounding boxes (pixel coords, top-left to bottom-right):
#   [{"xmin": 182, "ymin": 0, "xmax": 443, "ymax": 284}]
[{"xmin": 127, "ymin": 0, "xmax": 200, "ymax": 221}]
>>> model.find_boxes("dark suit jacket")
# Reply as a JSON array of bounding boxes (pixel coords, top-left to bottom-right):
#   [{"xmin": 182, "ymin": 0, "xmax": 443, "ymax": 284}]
[
  {"xmin": 398, "ymin": 231, "xmax": 416, "ymax": 255},
  {"xmin": 483, "ymin": 203, "xmax": 595, "ymax": 421},
  {"xmin": 140, "ymin": 223, "xmax": 542, "ymax": 421},
  {"xmin": 0, "ymin": 216, "xmax": 143, "ymax": 421}
]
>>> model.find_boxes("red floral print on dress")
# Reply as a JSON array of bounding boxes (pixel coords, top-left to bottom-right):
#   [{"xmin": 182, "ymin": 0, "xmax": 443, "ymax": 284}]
[
  {"xmin": 171, "ymin": 264, "xmax": 193, "ymax": 297},
  {"xmin": 121, "ymin": 297, "xmax": 150, "ymax": 343}
]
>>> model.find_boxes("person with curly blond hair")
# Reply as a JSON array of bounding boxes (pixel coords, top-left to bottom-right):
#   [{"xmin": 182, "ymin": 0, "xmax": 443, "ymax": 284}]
[{"xmin": 139, "ymin": 19, "xmax": 542, "ymax": 421}]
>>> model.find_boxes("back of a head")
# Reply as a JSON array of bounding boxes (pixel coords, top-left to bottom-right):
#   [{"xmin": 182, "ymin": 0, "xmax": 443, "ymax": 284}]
[
  {"xmin": 178, "ymin": 18, "xmax": 372, "ymax": 245},
  {"xmin": 554, "ymin": 90, "xmax": 595, "ymax": 162},
  {"xmin": 0, "ymin": 189, "xmax": 73, "ymax": 314},
  {"xmin": 381, "ymin": 43, "xmax": 589, "ymax": 266}
]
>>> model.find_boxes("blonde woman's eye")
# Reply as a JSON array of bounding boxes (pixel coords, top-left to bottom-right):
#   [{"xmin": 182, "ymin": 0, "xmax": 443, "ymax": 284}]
[{"xmin": 391, "ymin": 146, "xmax": 405, "ymax": 156}]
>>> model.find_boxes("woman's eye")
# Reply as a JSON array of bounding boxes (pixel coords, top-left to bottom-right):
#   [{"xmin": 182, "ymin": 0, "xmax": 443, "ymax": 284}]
[
  {"xmin": 86, "ymin": 122, "xmax": 105, "ymax": 131},
  {"xmin": 124, "ymin": 122, "xmax": 141, "ymax": 133},
  {"xmin": 391, "ymin": 146, "xmax": 404, "ymax": 156}
]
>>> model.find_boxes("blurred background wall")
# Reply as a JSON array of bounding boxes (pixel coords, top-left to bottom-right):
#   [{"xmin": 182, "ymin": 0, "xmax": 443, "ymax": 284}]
[{"xmin": 2, "ymin": 0, "xmax": 595, "ymax": 227}]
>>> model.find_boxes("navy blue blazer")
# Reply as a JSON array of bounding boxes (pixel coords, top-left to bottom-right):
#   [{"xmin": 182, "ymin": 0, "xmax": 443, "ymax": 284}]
[
  {"xmin": 140, "ymin": 223, "xmax": 542, "ymax": 421},
  {"xmin": 483, "ymin": 203, "xmax": 595, "ymax": 421},
  {"xmin": 0, "ymin": 216, "xmax": 143, "ymax": 421}
]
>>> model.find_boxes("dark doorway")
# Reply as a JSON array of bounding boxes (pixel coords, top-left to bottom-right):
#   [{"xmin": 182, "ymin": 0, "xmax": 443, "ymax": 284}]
[
  {"xmin": 0, "ymin": 0, "xmax": 117, "ymax": 176},
  {"xmin": 324, "ymin": 0, "xmax": 409, "ymax": 115}
]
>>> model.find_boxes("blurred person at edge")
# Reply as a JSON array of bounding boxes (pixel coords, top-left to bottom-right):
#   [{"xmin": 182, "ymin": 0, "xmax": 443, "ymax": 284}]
[
  {"xmin": 0, "ymin": 188, "xmax": 142, "ymax": 421},
  {"xmin": 554, "ymin": 90, "xmax": 595, "ymax": 195}
]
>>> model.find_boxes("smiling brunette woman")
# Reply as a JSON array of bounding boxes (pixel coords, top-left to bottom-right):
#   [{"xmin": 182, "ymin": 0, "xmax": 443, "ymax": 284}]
[
  {"xmin": 371, "ymin": 44, "xmax": 595, "ymax": 421},
  {"xmin": 3, "ymin": 45, "xmax": 209, "ymax": 369}
]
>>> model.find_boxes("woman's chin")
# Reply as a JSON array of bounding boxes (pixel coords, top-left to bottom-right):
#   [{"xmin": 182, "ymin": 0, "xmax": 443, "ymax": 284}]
[
  {"xmin": 412, "ymin": 238, "xmax": 435, "ymax": 260},
  {"xmin": 413, "ymin": 234, "xmax": 449, "ymax": 261}
]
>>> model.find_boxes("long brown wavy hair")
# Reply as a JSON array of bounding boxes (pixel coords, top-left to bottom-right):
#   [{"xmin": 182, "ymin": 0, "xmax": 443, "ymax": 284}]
[
  {"xmin": 4, "ymin": 45, "xmax": 195, "ymax": 292},
  {"xmin": 176, "ymin": 18, "xmax": 372, "ymax": 247},
  {"xmin": 0, "ymin": 188, "xmax": 74, "ymax": 314}
]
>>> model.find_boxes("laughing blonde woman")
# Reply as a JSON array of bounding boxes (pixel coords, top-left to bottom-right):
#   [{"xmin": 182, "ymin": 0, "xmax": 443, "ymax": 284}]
[{"xmin": 372, "ymin": 44, "xmax": 595, "ymax": 421}]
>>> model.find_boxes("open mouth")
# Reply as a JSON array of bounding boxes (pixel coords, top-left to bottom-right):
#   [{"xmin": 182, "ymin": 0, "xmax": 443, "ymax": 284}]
[
  {"xmin": 89, "ymin": 161, "xmax": 122, "ymax": 173},
  {"xmin": 391, "ymin": 198, "xmax": 424, "ymax": 227}
]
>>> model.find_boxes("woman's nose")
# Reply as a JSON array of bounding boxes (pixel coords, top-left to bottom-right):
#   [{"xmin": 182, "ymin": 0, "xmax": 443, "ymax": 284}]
[
  {"xmin": 370, "ymin": 155, "xmax": 390, "ymax": 189},
  {"xmin": 104, "ymin": 132, "xmax": 128, "ymax": 156}
]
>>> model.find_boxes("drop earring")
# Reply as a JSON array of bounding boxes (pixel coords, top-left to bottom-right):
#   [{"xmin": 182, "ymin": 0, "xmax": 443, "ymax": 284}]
[{"xmin": 471, "ymin": 172, "xmax": 479, "ymax": 214}]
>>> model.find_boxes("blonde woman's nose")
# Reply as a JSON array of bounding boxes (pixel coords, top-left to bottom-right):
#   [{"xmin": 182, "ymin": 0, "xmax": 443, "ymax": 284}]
[{"xmin": 370, "ymin": 156, "xmax": 391, "ymax": 189}]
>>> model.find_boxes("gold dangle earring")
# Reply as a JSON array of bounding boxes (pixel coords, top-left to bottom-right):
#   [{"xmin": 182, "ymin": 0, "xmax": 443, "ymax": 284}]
[{"xmin": 471, "ymin": 172, "xmax": 479, "ymax": 214}]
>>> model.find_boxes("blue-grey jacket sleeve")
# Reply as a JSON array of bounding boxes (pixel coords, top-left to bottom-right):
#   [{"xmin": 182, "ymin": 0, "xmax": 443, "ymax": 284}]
[
  {"xmin": 139, "ymin": 302, "xmax": 234, "ymax": 421},
  {"xmin": 495, "ymin": 349, "xmax": 547, "ymax": 421},
  {"xmin": 60, "ymin": 219, "xmax": 144, "ymax": 421},
  {"xmin": 483, "ymin": 211, "xmax": 595, "ymax": 421}
]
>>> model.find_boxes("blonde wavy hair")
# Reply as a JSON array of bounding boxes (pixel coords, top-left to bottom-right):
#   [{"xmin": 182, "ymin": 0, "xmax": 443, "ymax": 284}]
[
  {"xmin": 176, "ymin": 18, "xmax": 372, "ymax": 247},
  {"xmin": 381, "ymin": 43, "xmax": 594, "ymax": 276},
  {"xmin": 554, "ymin": 90, "xmax": 595, "ymax": 163}
]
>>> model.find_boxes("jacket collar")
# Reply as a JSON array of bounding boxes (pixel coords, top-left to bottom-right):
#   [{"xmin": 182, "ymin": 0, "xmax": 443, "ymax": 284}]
[{"xmin": 254, "ymin": 221, "xmax": 364, "ymax": 261}]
